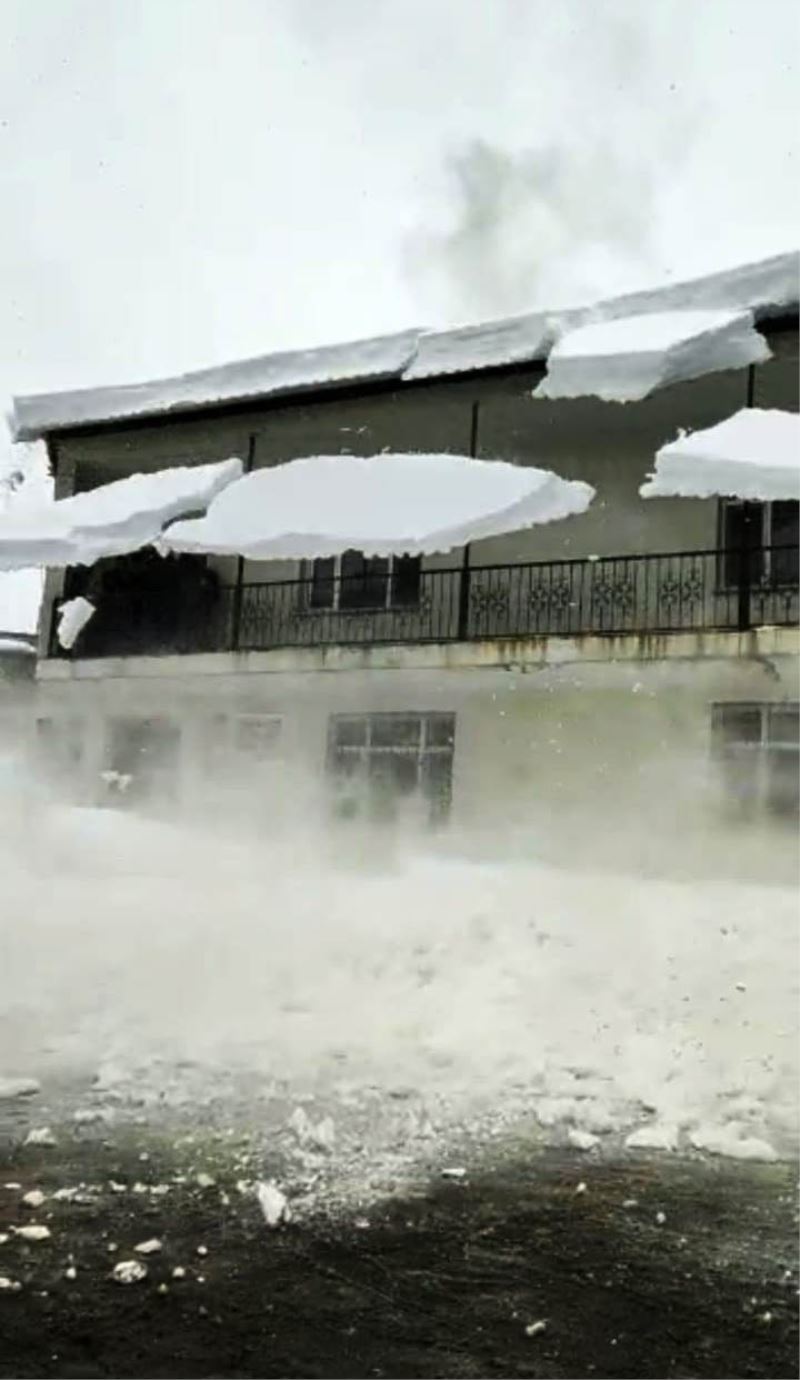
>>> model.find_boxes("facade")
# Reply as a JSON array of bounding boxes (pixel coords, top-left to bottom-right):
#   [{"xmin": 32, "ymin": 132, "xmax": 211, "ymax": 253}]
[{"xmin": 15, "ymin": 273, "xmax": 800, "ymax": 881}]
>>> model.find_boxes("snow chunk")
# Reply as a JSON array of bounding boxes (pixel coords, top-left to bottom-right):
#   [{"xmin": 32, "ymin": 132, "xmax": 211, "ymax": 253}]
[
  {"xmin": 689, "ymin": 1125, "xmax": 778, "ymax": 1161},
  {"xmin": 134, "ymin": 1238, "xmax": 163, "ymax": 1255},
  {"xmin": 163, "ymin": 454, "xmax": 594, "ymax": 561},
  {"xmin": 534, "ymin": 309, "xmax": 768, "ymax": 403},
  {"xmin": 23, "ymin": 1127, "xmax": 56, "ymax": 1147},
  {"xmin": 625, "ymin": 1122, "xmax": 680, "ymax": 1152},
  {"xmin": 112, "ymin": 1259, "xmax": 148, "ymax": 1284},
  {"xmin": 0, "ymin": 1277, "xmax": 22, "ymax": 1292},
  {"xmin": 0, "ymin": 458, "xmax": 243, "ymax": 572},
  {"xmin": 56, "ymin": 597, "xmax": 95, "ymax": 650},
  {"xmin": 14, "ymin": 1225, "xmax": 51, "ymax": 1241},
  {"xmin": 525, "ymin": 1319, "xmax": 548, "ymax": 1338},
  {"xmin": 21, "ymin": 1190, "xmax": 46, "ymax": 1209},
  {"xmin": 568, "ymin": 1128, "xmax": 600, "ymax": 1151},
  {"xmin": 256, "ymin": 1180, "xmax": 289, "ymax": 1227},
  {"xmin": 0, "ymin": 1077, "xmax": 40, "ymax": 1099},
  {"xmin": 641, "ymin": 408, "xmax": 800, "ymax": 501}
]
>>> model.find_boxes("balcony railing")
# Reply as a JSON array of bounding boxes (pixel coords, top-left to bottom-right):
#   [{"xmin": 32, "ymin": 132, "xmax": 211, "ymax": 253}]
[{"xmin": 49, "ymin": 545, "xmax": 799, "ymax": 659}]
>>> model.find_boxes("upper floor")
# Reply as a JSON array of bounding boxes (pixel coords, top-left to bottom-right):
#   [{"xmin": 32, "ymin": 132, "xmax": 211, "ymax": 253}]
[{"xmin": 18, "ymin": 265, "xmax": 800, "ymax": 670}]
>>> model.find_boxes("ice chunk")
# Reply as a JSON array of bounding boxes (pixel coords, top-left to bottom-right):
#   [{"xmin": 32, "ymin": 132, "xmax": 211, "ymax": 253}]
[
  {"xmin": 23, "ymin": 1127, "xmax": 56, "ymax": 1147},
  {"xmin": 112, "ymin": 1259, "xmax": 148, "ymax": 1284}
]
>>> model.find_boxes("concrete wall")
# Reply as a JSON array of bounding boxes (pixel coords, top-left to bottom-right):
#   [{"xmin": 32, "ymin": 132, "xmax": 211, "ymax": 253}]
[{"xmin": 30, "ymin": 632, "xmax": 799, "ymax": 883}]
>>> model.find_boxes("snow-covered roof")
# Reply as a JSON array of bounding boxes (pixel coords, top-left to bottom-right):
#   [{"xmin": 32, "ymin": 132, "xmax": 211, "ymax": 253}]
[
  {"xmin": 0, "ymin": 457, "xmax": 242, "ymax": 571},
  {"xmin": 640, "ymin": 408, "xmax": 800, "ymax": 501},
  {"xmin": 11, "ymin": 251, "xmax": 798, "ymax": 440},
  {"xmin": 161, "ymin": 453, "xmax": 594, "ymax": 560},
  {"xmin": 534, "ymin": 309, "xmax": 769, "ymax": 403}
]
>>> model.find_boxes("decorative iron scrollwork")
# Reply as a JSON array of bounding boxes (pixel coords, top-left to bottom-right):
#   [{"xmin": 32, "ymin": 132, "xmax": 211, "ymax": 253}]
[
  {"xmin": 658, "ymin": 570, "xmax": 704, "ymax": 607},
  {"xmin": 528, "ymin": 579, "xmax": 573, "ymax": 612},
  {"xmin": 591, "ymin": 577, "xmax": 636, "ymax": 612},
  {"xmin": 470, "ymin": 584, "xmax": 511, "ymax": 617}
]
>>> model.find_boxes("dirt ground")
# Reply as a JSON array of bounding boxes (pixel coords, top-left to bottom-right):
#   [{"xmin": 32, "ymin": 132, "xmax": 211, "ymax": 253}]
[{"xmin": 0, "ymin": 1126, "xmax": 797, "ymax": 1380}]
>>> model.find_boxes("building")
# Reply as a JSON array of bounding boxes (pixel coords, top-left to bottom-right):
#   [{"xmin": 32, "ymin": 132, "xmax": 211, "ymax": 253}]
[{"xmin": 13, "ymin": 253, "xmax": 800, "ymax": 879}]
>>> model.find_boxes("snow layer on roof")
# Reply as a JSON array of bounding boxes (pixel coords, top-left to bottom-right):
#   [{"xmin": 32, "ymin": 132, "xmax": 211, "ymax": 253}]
[
  {"xmin": 11, "ymin": 252, "xmax": 798, "ymax": 441},
  {"xmin": 0, "ymin": 457, "xmax": 242, "ymax": 571},
  {"xmin": 12, "ymin": 330, "xmax": 421, "ymax": 442},
  {"xmin": 162, "ymin": 453, "xmax": 593, "ymax": 561},
  {"xmin": 535, "ymin": 309, "xmax": 770, "ymax": 403},
  {"xmin": 404, "ymin": 312, "xmax": 555, "ymax": 380},
  {"xmin": 641, "ymin": 409, "xmax": 800, "ymax": 501}
]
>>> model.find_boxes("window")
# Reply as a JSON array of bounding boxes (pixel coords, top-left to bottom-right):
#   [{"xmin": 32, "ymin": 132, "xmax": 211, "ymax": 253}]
[
  {"xmin": 711, "ymin": 702, "xmax": 799, "ymax": 819},
  {"xmin": 719, "ymin": 501, "xmax": 799, "ymax": 587},
  {"xmin": 327, "ymin": 711, "xmax": 456, "ymax": 824},
  {"xmin": 35, "ymin": 717, "xmax": 84, "ymax": 776},
  {"xmin": 204, "ymin": 713, "xmax": 282, "ymax": 769},
  {"xmin": 309, "ymin": 550, "xmax": 421, "ymax": 611},
  {"xmin": 105, "ymin": 716, "xmax": 181, "ymax": 802}
]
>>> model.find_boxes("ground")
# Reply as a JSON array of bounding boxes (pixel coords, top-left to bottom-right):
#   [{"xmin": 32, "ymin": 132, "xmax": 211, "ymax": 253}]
[{"xmin": 0, "ymin": 1121, "xmax": 797, "ymax": 1379}]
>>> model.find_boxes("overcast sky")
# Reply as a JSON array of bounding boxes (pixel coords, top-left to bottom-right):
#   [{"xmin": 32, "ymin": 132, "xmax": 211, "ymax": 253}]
[{"xmin": 0, "ymin": 0, "xmax": 797, "ymax": 407}]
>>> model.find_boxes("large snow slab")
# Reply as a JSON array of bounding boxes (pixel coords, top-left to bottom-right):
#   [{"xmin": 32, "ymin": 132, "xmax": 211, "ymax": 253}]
[
  {"xmin": 534, "ymin": 309, "xmax": 770, "ymax": 403},
  {"xmin": 162, "ymin": 453, "xmax": 594, "ymax": 560},
  {"xmin": 12, "ymin": 331, "xmax": 420, "ymax": 441},
  {"xmin": 641, "ymin": 408, "xmax": 800, "ymax": 501},
  {"xmin": 0, "ymin": 458, "xmax": 243, "ymax": 571}
]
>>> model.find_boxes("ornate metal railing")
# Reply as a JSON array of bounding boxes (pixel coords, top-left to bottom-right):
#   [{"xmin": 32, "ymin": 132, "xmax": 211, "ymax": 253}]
[{"xmin": 49, "ymin": 545, "xmax": 799, "ymax": 658}]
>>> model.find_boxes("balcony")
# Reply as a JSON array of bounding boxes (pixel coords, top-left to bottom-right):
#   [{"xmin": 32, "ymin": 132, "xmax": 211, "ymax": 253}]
[{"xmin": 49, "ymin": 545, "xmax": 799, "ymax": 661}]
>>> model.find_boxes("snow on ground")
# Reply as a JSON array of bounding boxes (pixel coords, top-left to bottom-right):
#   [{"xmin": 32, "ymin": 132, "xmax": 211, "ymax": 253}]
[
  {"xmin": 641, "ymin": 407, "xmax": 800, "ymax": 501},
  {"xmin": 0, "ymin": 457, "xmax": 242, "ymax": 571},
  {"xmin": 534, "ymin": 309, "xmax": 769, "ymax": 403},
  {"xmin": 0, "ymin": 802, "xmax": 795, "ymax": 1186},
  {"xmin": 162, "ymin": 453, "xmax": 594, "ymax": 560}
]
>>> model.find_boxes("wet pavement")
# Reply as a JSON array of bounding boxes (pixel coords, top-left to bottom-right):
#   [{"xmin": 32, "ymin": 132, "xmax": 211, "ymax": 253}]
[{"xmin": 0, "ymin": 1124, "xmax": 797, "ymax": 1378}]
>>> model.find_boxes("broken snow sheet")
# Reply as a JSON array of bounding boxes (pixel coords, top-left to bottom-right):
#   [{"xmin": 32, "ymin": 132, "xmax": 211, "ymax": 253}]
[
  {"xmin": 0, "ymin": 458, "xmax": 243, "ymax": 571},
  {"xmin": 161, "ymin": 454, "xmax": 594, "ymax": 560},
  {"xmin": 56, "ymin": 597, "xmax": 96, "ymax": 650},
  {"xmin": 641, "ymin": 409, "xmax": 800, "ymax": 501},
  {"xmin": 534, "ymin": 309, "xmax": 769, "ymax": 403}
]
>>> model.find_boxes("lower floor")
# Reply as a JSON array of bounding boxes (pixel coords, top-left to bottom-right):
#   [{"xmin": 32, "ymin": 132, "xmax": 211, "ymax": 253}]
[{"xmin": 22, "ymin": 634, "xmax": 800, "ymax": 883}]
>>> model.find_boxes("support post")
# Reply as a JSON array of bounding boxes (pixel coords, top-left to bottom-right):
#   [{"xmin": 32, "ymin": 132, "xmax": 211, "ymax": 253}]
[
  {"xmin": 231, "ymin": 433, "xmax": 256, "ymax": 650},
  {"xmin": 737, "ymin": 515, "xmax": 753, "ymax": 632}
]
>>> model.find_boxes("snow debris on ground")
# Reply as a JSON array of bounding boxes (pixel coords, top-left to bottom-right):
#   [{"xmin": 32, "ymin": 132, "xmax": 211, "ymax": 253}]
[
  {"xmin": 172, "ymin": 1266, "xmax": 187, "ymax": 1279},
  {"xmin": 0, "ymin": 811, "xmax": 796, "ymax": 1209},
  {"xmin": 625, "ymin": 1122, "xmax": 680, "ymax": 1152},
  {"xmin": 0, "ymin": 1077, "xmax": 40, "ymax": 1099},
  {"xmin": 568, "ymin": 1128, "xmax": 600, "ymax": 1151},
  {"xmin": 0, "ymin": 1233, "xmax": 9, "ymax": 1244},
  {"xmin": 13, "ymin": 1225, "xmax": 51, "ymax": 1242},
  {"xmin": 641, "ymin": 407, "xmax": 800, "ymax": 501},
  {"xmin": 256, "ymin": 1181, "xmax": 289, "ymax": 1228},
  {"xmin": 441, "ymin": 1167, "xmax": 467, "ymax": 1180},
  {"xmin": 688, "ymin": 1125, "xmax": 778, "ymax": 1161},
  {"xmin": 161, "ymin": 453, "xmax": 594, "ymax": 561},
  {"xmin": 0, "ymin": 458, "xmax": 242, "ymax": 572},
  {"xmin": 23, "ymin": 1127, "xmax": 56, "ymax": 1147},
  {"xmin": 655, "ymin": 1211, "xmax": 667, "ymax": 1225},
  {"xmin": 64, "ymin": 1266, "xmax": 77, "ymax": 1280},
  {"xmin": 134, "ymin": 1238, "xmax": 163, "ymax": 1255},
  {"xmin": 112, "ymin": 1260, "xmax": 148, "ymax": 1285},
  {"xmin": 534, "ymin": 309, "xmax": 768, "ymax": 403},
  {"xmin": 55, "ymin": 596, "xmax": 95, "ymax": 650},
  {"xmin": 525, "ymin": 1320, "xmax": 548, "ymax": 1338},
  {"xmin": 0, "ymin": 1277, "xmax": 22, "ymax": 1291},
  {"xmin": 21, "ymin": 1189, "xmax": 46, "ymax": 1208}
]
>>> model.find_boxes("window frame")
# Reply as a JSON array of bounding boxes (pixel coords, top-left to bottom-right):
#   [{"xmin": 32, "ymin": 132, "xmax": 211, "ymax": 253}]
[
  {"xmin": 304, "ymin": 550, "xmax": 422, "ymax": 613},
  {"xmin": 326, "ymin": 710, "xmax": 456, "ymax": 823},
  {"xmin": 711, "ymin": 700, "xmax": 799, "ymax": 820},
  {"xmin": 717, "ymin": 499, "xmax": 799, "ymax": 589}
]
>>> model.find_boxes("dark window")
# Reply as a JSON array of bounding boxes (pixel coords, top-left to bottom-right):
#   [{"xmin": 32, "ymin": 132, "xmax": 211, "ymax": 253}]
[
  {"xmin": 327, "ymin": 711, "xmax": 456, "ymax": 826},
  {"xmin": 309, "ymin": 551, "xmax": 422, "ymax": 611},
  {"xmin": 711, "ymin": 702, "xmax": 799, "ymax": 819},
  {"xmin": 720, "ymin": 500, "xmax": 799, "ymax": 587},
  {"xmin": 339, "ymin": 549, "xmax": 390, "ymax": 610}
]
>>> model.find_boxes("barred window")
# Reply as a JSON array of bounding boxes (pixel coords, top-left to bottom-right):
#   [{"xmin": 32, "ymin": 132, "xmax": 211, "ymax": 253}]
[
  {"xmin": 711, "ymin": 702, "xmax": 799, "ymax": 819},
  {"xmin": 327, "ymin": 711, "xmax": 455, "ymax": 824}
]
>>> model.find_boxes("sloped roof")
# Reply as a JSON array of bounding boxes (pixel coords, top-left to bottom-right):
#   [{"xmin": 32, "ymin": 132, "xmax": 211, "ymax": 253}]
[{"xmin": 12, "ymin": 250, "xmax": 799, "ymax": 441}]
